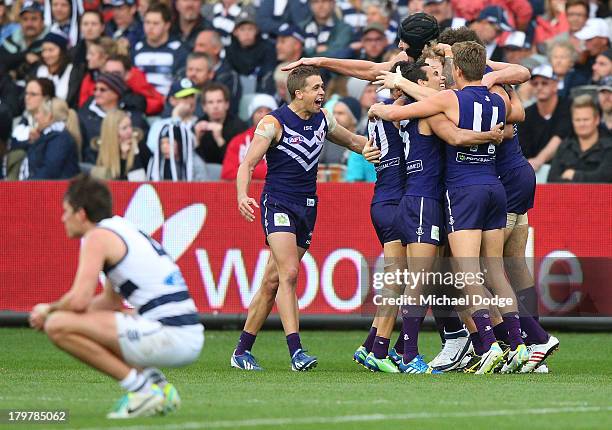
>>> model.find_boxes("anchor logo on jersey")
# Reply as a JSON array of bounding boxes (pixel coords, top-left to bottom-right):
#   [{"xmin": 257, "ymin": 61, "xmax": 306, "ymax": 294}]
[
  {"xmin": 449, "ymin": 216, "xmax": 455, "ymax": 226},
  {"xmin": 416, "ymin": 227, "xmax": 424, "ymax": 236}
]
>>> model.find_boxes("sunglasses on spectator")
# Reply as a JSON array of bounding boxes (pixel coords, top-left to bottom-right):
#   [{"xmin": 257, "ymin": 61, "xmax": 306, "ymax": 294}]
[{"xmin": 95, "ymin": 86, "xmax": 109, "ymax": 93}]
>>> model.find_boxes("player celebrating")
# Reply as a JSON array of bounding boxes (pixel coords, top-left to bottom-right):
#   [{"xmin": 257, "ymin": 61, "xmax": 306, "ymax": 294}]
[
  {"xmin": 369, "ymin": 41, "xmax": 528, "ymax": 374},
  {"xmin": 231, "ymin": 65, "xmax": 376, "ymax": 372},
  {"xmin": 29, "ymin": 174, "xmax": 204, "ymax": 418}
]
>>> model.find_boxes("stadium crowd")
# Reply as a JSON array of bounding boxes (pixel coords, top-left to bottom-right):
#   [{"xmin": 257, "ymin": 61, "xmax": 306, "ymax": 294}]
[{"xmin": 0, "ymin": 0, "xmax": 610, "ymax": 183}]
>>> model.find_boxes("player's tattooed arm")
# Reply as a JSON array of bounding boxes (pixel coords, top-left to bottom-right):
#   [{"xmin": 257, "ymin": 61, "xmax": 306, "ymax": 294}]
[
  {"xmin": 237, "ymin": 115, "xmax": 280, "ymax": 222},
  {"xmin": 427, "ymin": 114, "xmax": 504, "ymax": 146},
  {"xmin": 282, "ymin": 51, "xmax": 408, "ymax": 82},
  {"xmin": 483, "ymin": 61, "xmax": 531, "ymax": 87}
]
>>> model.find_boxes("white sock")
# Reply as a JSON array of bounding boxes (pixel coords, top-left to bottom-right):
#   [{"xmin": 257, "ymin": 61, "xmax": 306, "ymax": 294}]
[{"xmin": 119, "ymin": 369, "xmax": 152, "ymax": 393}]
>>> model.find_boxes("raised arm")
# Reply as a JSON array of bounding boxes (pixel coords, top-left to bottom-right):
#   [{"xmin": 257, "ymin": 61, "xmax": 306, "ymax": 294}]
[
  {"xmin": 427, "ymin": 114, "xmax": 504, "ymax": 147},
  {"xmin": 368, "ymin": 90, "xmax": 455, "ymax": 123},
  {"xmin": 374, "ymin": 67, "xmax": 438, "ymax": 101},
  {"xmin": 236, "ymin": 115, "xmax": 279, "ymax": 222},
  {"xmin": 283, "ymin": 51, "xmax": 408, "ymax": 82}
]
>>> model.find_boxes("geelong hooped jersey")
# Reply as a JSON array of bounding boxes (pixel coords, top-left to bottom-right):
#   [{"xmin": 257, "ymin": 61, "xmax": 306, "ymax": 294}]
[
  {"xmin": 368, "ymin": 114, "xmax": 405, "ymax": 204},
  {"xmin": 264, "ymin": 105, "xmax": 328, "ymax": 200},
  {"xmin": 446, "ymin": 86, "xmax": 506, "ymax": 187},
  {"xmin": 496, "ymin": 123, "xmax": 530, "ymax": 175},
  {"xmin": 133, "ymin": 39, "xmax": 187, "ymax": 97},
  {"xmin": 98, "ymin": 216, "xmax": 199, "ymax": 326},
  {"xmin": 399, "ymin": 118, "xmax": 444, "ymax": 201}
]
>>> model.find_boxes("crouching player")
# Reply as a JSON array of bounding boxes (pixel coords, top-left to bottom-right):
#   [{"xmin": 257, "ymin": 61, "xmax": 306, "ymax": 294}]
[{"xmin": 29, "ymin": 174, "xmax": 204, "ymax": 418}]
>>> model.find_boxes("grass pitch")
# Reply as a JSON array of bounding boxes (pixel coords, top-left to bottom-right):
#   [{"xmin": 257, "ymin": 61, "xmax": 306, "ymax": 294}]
[{"xmin": 1, "ymin": 328, "xmax": 612, "ymax": 429}]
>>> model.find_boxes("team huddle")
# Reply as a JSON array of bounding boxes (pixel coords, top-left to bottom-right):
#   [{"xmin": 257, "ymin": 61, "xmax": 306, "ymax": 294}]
[{"xmin": 28, "ymin": 12, "xmax": 560, "ymax": 421}]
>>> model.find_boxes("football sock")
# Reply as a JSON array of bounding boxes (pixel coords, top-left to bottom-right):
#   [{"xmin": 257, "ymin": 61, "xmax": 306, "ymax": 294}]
[
  {"xmin": 372, "ymin": 336, "xmax": 390, "ymax": 359},
  {"xmin": 363, "ymin": 326, "xmax": 377, "ymax": 352},
  {"xmin": 502, "ymin": 312, "xmax": 524, "ymax": 350},
  {"xmin": 493, "ymin": 322, "xmax": 510, "ymax": 345},
  {"xmin": 286, "ymin": 332, "xmax": 302, "ymax": 357},
  {"xmin": 236, "ymin": 331, "xmax": 257, "ymax": 355},
  {"xmin": 471, "ymin": 309, "xmax": 497, "ymax": 351},
  {"xmin": 120, "ymin": 368, "xmax": 151, "ymax": 393}
]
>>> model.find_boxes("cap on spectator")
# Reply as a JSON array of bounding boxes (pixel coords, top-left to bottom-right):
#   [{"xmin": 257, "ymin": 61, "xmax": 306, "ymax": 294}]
[
  {"xmin": 424, "ymin": 0, "xmax": 446, "ymax": 4},
  {"xmin": 346, "ymin": 77, "xmax": 369, "ymax": 100},
  {"xmin": 362, "ymin": 23, "xmax": 386, "ymax": 37},
  {"xmin": 598, "ymin": 75, "xmax": 612, "ymax": 92},
  {"xmin": 530, "ymin": 64, "xmax": 556, "ymax": 80},
  {"xmin": 43, "ymin": 31, "xmax": 69, "ymax": 51},
  {"xmin": 20, "ymin": 0, "xmax": 44, "ymax": 15},
  {"xmin": 96, "ymin": 72, "xmax": 127, "ymax": 97},
  {"xmin": 110, "ymin": 0, "xmax": 136, "ymax": 7},
  {"xmin": 575, "ymin": 18, "xmax": 610, "ymax": 41},
  {"xmin": 477, "ymin": 6, "xmax": 513, "ymax": 32},
  {"xmin": 234, "ymin": 9, "xmax": 257, "ymax": 28},
  {"xmin": 248, "ymin": 94, "xmax": 278, "ymax": 118},
  {"xmin": 338, "ymin": 96, "xmax": 362, "ymax": 123},
  {"xmin": 170, "ymin": 78, "xmax": 200, "ymax": 98},
  {"xmin": 502, "ymin": 31, "xmax": 532, "ymax": 50},
  {"xmin": 277, "ymin": 23, "xmax": 304, "ymax": 43}
]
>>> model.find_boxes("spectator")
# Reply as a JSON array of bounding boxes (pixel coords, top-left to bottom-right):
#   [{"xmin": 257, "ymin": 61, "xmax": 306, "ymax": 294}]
[
  {"xmin": 0, "ymin": 64, "xmax": 22, "ymax": 119},
  {"xmin": 469, "ymin": 6, "xmax": 513, "ymax": 61},
  {"xmin": 78, "ymin": 37, "xmax": 119, "ymax": 107},
  {"xmin": 0, "ymin": 0, "xmax": 19, "ymax": 44},
  {"xmin": 548, "ymin": 94, "xmax": 612, "ymax": 182},
  {"xmin": 518, "ymin": 64, "xmax": 573, "ymax": 172},
  {"xmin": 161, "ymin": 52, "xmax": 212, "ymax": 118},
  {"xmin": 226, "ymin": 10, "xmax": 277, "ymax": 96},
  {"xmin": 452, "ymin": 0, "xmax": 533, "ymax": 31},
  {"xmin": 598, "ymin": 76, "xmax": 612, "ymax": 133},
  {"xmin": 133, "ymin": 2, "xmax": 188, "ymax": 97},
  {"xmin": 592, "ymin": 48, "xmax": 612, "ymax": 83},
  {"xmin": 194, "ymin": 82, "xmax": 248, "ymax": 166},
  {"xmin": 221, "ymin": 93, "xmax": 277, "ymax": 181},
  {"xmin": 171, "ymin": 0, "xmax": 211, "ymax": 52},
  {"xmin": 78, "ymin": 72, "xmax": 147, "ymax": 163},
  {"xmin": 302, "ymin": 0, "xmax": 353, "ymax": 58},
  {"xmin": 167, "ymin": 78, "xmax": 200, "ymax": 125},
  {"xmin": 534, "ymin": 0, "xmax": 569, "ymax": 47},
  {"xmin": 102, "ymin": 54, "xmax": 162, "ymax": 114},
  {"xmin": 362, "ymin": 0, "xmax": 399, "ymax": 46},
  {"xmin": 33, "ymin": 31, "xmax": 81, "ymax": 106},
  {"xmin": 193, "ymin": 29, "xmax": 241, "ymax": 113},
  {"xmin": 551, "ymin": 0, "xmax": 589, "ymax": 51},
  {"xmin": 501, "ymin": 31, "xmax": 535, "ymax": 65},
  {"xmin": 91, "ymin": 110, "xmax": 145, "ymax": 180},
  {"xmin": 105, "ymin": 0, "xmax": 144, "ymax": 51},
  {"xmin": 423, "ymin": 0, "xmax": 466, "ymax": 32},
  {"xmin": 273, "ymin": 62, "xmax": 290, "ymax": 105},
  {"xmin": 11, "ymin": 77, "xmax": 55, "ymax": 151},
  {"xmin": 350, "ymin": 23, "xmax": 390, "ymax": 63},
  {"xmin": 146, "ymin": 121, "xmax": 200, "ymax": 181},
  {"xmin": 276, "ymin": 24, "xmax": 304, "ymax": 64},
  {"xmin": 256, "ymin": 0, "xmax": 311, "ymax": 37},
  {"xmin": 0, "ymin": 1, "xmax": 49, "ymax": 80},
  {"xmin": 356, "ymin": 81, "xmax": 378, "ymax": 133},
  {"xmin": 20, "ymin": 97, "xmax": 80, "ymax": 179},
  {"xmin": 574, "ymin": 18, "xmax": 611, "ymax": 72},
  {"xmin": 549, "ymin": 39, "xmax": 590, "ymax": 98},
  {"xmin": 202, "ymin": 0, "xmax": 247, "ymax": 47},
  {"xmin": 71, "ymin": 10, "xmax": 105, "ymax": 65},
  {"xmin": 320, "ymin": 97, "xmax": 359, "ymax": 166},
  {"xmin": 45, "ymin": 0, "xmax": 82, "ymax": 47}
]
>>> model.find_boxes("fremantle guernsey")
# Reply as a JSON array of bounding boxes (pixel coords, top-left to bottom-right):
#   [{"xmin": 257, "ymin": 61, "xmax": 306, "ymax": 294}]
[
  {"xmin": 399, "ymin": 116, "xmax": 444, "ymax": 201},
  {"xmin": 446, "ymin": 86, "xmax": 506, "ymax": 187},
  {"xmin": 368, "ymin": 106, "xmax": 405, "ymax": 204},
  {"xmin": 264, "ymin": 104, "xmax": 328, "ymax": 201},
  {"xmin": 496, "ymin": 123, "xmax": 530, "ymax": 175},
  {"xmin": 98, "ymin": 216, "xmax": 199, "ymax": 326}
]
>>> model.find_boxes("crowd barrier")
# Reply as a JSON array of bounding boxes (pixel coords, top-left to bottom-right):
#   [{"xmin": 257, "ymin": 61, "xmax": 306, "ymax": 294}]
[{"xmin": 1, "ymin": 182, "xmax": 611, "ymax": 326}]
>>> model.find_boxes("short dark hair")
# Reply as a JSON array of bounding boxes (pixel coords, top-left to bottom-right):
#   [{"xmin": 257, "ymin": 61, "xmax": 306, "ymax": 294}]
[
  {"xmin": 27, "ymin": 77, "xmax": 56, "ymax": 98},
  {"xmin": 565, "ymin": 0, "xmax": 589, "ymax": 14},
  {"xmin": 438, "ymin": 27, "xmax": 484, "ymax": 47},
  {"xmin": 393, "ymin": 60, "xmax": 427, "ymax": 83},
  {"xmin": 81, "ymin": 9, "xmax": 104, "ymax": 25},
  {"xmin": 146, "ymin": 2, "xmax": 172, "ymax": 23},
  {"xmin": 106, "ymin": 54, "xmax": 132, "ymax": 72},
  {"xmin": 202, "ymin": 81, "xmax": 230, "ymax": 102},
  {"xmin": 64, "ymin": 174, "xmax": 112, "ymax": 223},
  {"xmin": 286, "ymin": 65, "xmax": 321, "ymax": 101},
  {"xmin": 452, "ymin": 41, "xmax": 486, "ymax": 82}
]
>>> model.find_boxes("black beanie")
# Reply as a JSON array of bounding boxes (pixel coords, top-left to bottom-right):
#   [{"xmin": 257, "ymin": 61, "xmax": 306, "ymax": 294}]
[{"xmin": 399, "ymin": 13, "xmax": 440, "ymax": 60}]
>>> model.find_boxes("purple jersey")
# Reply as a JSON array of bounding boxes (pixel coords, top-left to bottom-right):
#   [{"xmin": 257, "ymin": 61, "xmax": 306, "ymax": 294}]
[
  {"xmin": 399, "ymin": 118, "xmax": 444, "ymax": 201},
  {"xmin": 446, "ymin": 86, "xmax": 506, "ymax": 187},
  {"xmin": 368, "ymin": 111, "xmax": 405, "ymax": 204},
  {"xmin": 264, "ymin": 105, "xmax": 328, "ymax": 199},
  {"xmin": 496, "ymin": 123, "xmax": 530, "ymax": 175}
]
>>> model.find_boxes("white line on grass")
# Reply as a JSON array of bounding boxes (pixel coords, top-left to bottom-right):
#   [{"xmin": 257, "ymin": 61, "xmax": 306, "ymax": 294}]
[{"xmin": 69, "ymin": 405, "xmax": 612, "ymax": 430}]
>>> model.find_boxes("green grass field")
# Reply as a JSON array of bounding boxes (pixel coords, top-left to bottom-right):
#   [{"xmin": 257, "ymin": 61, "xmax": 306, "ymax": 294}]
[{"xmin": 1, "ymin": 328, "xmax": 612, "ymax": 430}]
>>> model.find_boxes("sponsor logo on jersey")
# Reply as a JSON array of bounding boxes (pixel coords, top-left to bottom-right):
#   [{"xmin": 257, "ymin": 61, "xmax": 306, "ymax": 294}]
[
  {"xmin": 456, "ymin": 152, "xmax": 495, "ymax": 163},
  {"xmin": 405, "ymin": 159, "xmax": 423, "ymax": 175},
  {"xmin": 375, "ymin": 156, "xmax": 400, "ymax": 172},
  {"xmin": 289, "ymin": 135, "xmax": 304, "ymax": 144}
]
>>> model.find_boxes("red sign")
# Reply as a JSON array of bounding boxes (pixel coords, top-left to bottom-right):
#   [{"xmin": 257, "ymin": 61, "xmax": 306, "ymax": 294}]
[{"xmin": 1, "ymin": 183, "xmax": 611, "ymax": 315}]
